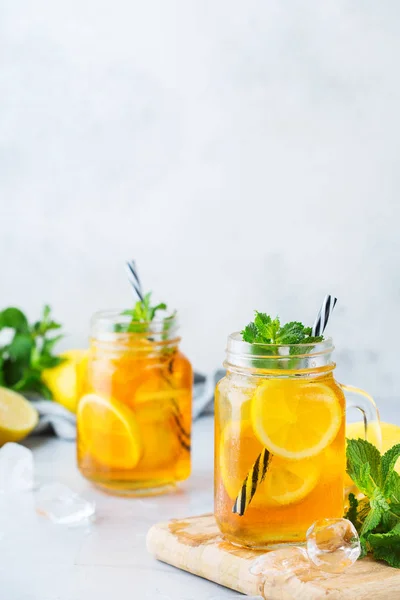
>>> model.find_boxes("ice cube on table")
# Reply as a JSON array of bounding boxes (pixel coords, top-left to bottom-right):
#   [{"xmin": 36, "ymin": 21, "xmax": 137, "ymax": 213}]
[
  {"xmin": 250, "ymin": 546, "xmax": 310, "ymax": 577},
  {"xmin": 0, "ymin": 442, "xmax": 34, "ymax": 493},
  {"xmin": 35, "ymin": 482, "xmax": 96, "ymax": 526},
  {"xmin": 306, "ymin": 518, "xmax": 361, "ymax": 573}
]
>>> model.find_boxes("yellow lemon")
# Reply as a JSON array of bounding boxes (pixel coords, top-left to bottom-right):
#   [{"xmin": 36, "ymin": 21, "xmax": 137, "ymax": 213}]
[
  {"xmin": 220, "ymin": 421, "xmax": 319, "ymax": 506},
  {"xmin": 0, "ymin": 387, "xmax": 39, "ymax": 445},
  {"xmin": 42, "ymin": 349, "xmax": 88, "ymax": 413},
  {"xmin": 77, "ymin": 393, "xmax": 141, "ymax": 470},
  {"xmin": 251, "ymin": 379, "xmax": 342, "ymax": 460}
]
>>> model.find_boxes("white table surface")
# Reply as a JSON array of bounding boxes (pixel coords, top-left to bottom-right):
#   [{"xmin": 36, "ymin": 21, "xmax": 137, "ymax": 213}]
[
  {"xmin": 1, "ymin": 399, "xmax": 398, "ymax": 600},
  {"xmin": 0, "ymin": 416, "xmax": 240, "ymax": 600}
]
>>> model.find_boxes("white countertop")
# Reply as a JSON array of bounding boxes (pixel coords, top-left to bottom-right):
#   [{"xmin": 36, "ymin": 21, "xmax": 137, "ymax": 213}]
[
  {"xmin": 0, "ymin": 416, "xmax": 239, "ymax": 600},
  {"xmin": 1, "ymin": 399, "xmax": 398, "ymax": 600}
]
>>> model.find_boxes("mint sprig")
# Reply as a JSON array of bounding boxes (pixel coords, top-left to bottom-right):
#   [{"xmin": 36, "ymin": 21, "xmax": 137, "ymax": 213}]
[
  {"xmin": 120, "ymin": 292, "xmax": 171, "ymax": 334},
  {"xmin": 242, "ymin": 312, "xmax": 323, "ymax": 345},
  {"xmin": 0, "ymin": 305, "xmax": 65, "ymax": 399},
  {"xmin": 346, "ymin": 438, "xmax": 400, "ymax": 567}
]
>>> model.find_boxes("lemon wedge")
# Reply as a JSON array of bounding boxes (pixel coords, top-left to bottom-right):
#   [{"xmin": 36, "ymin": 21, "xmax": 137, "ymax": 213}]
[
  {"xmin": 251, "ymin": 380, "xmax": 342, "ymax": 460},
  {"xmin": 42, "ymin": 349, "xmax": 88, "ymax": 413},
  {"xmin": 77, "ymin": 393, "xmax": 141, "ymax": 470},
  {"xmin": 0, "ymin": 387, "xmax": 39, "ymax": 445}
]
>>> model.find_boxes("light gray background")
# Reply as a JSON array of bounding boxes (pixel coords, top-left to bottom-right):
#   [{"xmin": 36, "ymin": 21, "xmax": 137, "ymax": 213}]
[{"xmin": 0, "ymin": 1, "xmax": 399, "ymax": 402}]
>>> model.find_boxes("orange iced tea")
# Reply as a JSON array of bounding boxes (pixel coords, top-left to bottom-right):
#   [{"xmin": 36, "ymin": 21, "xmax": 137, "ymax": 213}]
[
  {"xmin": 214, "ymin": 334, "xmax": 379, "ymax": 547},
  {"xmin": 77, "ymin": 311, "xmax": 192, "ymax": 495}
]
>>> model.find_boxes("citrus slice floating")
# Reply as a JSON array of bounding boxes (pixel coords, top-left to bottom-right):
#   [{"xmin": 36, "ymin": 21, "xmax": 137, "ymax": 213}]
[
  {"xmin": 219, "ymin": 420, "xmax": 264, "ymax": 500},
  {"xmin": 0, "ymin": 387, "xmax": 39, "ymax": 445},
  {"xmin": 219, "ymin": 420, "xmax": 319, "ymax": 506},
  {"xmin": 259, "ymin": 455, "xmax": 319, "ymax": 506},
  {"xmin": 134, "ymin": 400, "xmax": 183, "ymax": 470},
  {"xmin": 77, "ymin": 393, "xmax": 141, "ymax": 470},
  {"xmin": 251, "ymin": 380, "xmax": 342, "ymax": 460}
]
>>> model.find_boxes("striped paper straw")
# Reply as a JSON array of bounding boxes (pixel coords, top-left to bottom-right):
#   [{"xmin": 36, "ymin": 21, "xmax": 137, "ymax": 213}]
[
  {"xmin": 232, "ymin": 448, "xmax": 271, "ymax": 516},
  {"xmin": 126, "ymin": 260, "xmax": 144, "ymax": 301},
  {"xmin": 124, "ymin": 260, "xmax": 191, "ymax": 452},
  {"xmin": 311, "ymin": 295, "xmax": 337, "ymax": 337},
  {"xmin": 232, "ymin": 295, "xmax": 338, "ymax": 517}
]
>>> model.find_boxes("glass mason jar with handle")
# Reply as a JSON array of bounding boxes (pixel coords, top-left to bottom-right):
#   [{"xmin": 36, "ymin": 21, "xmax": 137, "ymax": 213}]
[
  {"xmin": 77, "ymin": 310, "xmax": 192, "ymax": 495},
  {"xmin": 214, "ymin": 334, "xmax": 380, "ymax": 548}
]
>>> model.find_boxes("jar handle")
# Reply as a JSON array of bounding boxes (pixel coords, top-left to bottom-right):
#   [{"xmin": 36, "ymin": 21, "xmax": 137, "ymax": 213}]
[{"xmin": 340, "ymin": 383, "xmax": 382, "ymax": 450}]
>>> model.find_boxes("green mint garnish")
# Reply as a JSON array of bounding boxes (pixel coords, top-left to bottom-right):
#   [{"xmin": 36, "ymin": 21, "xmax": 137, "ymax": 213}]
[
  {"xmin": 345, "ymin": 438, "xmax": 400, "ymax": 567},
  {"xmin": 0, "ymin": 305, "xmax": 65, "ymax": 399},
  {"xmin": 123, "ymin": 292, "xmax": 166, "ymax": 323},
  {"xmin": 120, "ymin": 292, "xmax": 173, "ymax": 335},
  {"xmin": 241, "ymin": 312, "xmax": 323, "ymax": 345}
]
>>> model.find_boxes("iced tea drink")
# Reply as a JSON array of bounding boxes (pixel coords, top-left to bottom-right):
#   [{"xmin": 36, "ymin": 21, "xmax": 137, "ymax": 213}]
[
  {"xmin": 214, "ymin": 334, "xmax": 379, "ymax": 547},
  {"xmin": 77, "ymin": 310, "xmax": 192, "ymax": 495}
]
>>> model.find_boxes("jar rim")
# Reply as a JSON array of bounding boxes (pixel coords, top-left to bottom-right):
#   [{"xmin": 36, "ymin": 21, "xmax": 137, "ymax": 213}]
[
  {"xmin": 90, "ymin": 309, "xmax": 179, "ymax": 342},
  {"xmin": 225, "ymin": 332, "xmax": 334, "ymax": 372}
]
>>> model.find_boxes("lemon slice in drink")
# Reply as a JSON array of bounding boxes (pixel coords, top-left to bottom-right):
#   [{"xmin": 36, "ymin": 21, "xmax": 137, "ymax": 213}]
[
  {"xmin": 257, "ymin": 455, "xmax": 319, "ymax": 506},
  {"xmin": 0, "ymin": 387, "xmax": 39, "ymax": 445},
  {"xmin": 219, "ymin": 420, "xmax": 264, "ymax": 500},
  {"xmin": 219, "ymin": 421, "xmax": 319, "ymax": 506},
  {"xmin": 77, "ymin": 394, "xmax": 141, "ymax": 470},
  {"xmin": 251, "ymin": 380, "xmax": 341, "ymax": 460}
]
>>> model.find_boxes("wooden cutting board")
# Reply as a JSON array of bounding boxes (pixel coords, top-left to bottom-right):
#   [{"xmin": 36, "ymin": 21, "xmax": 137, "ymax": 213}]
[{"xmin": 146, "ymin": 513, "xmax": 400, "ymax": 599}]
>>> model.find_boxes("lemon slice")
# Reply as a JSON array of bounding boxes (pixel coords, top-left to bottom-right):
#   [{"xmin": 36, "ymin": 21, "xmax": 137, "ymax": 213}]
[
  {"xmin": 0, "ymin": 387, "xmax": 39, "ymax": 445},
  {"xmin": 219, "ymin": 420, "xmax": 264, "ymax": 500},
  {"xmin": 77, "ymin": 393, "xmax": 141, "ymax": 469},
  {"xmin": 251, "ymin": 380, "xmax": 342, "ymax": 460},
  {"xmin": 219, "ymin": 420, "xmax": 319, "ymax": 506},
  {"xmin": 259, "ymin": 456, "xmax": 319, "ymax": 506}
]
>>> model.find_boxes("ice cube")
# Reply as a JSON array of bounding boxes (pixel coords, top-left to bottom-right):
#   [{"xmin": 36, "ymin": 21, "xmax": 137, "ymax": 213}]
[
  {"xmin": 306, "ymin": 518, "xmax": 361, "ymax": 573},
  {"xmin": 35, "ymin": 483, "xmax": 95, "ymax": 526},
  {"xmin": 0, "ymin": 443, "xmax": 34, "ymax": 493},
  {"xmin": 249, "ymin": 546, "xmax": 310, "ymax": 577}
]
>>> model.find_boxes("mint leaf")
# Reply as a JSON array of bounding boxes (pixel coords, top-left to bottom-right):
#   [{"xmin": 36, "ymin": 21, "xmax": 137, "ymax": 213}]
[
  {"xmin": 0, "ymin": 308, "xmax": 29, "ymax": 333},
  {"xmin": 276, "ymin": 321, "xmax": 307, "ymax": 344},
  {"xmin": 242, "ymin": 323, "xmax": 258, "ymax": 343},
  {"xmin": 7, "ymin": 333, "xmax": 34, "ymax": 363},
  {"xmin": 264, "ymin": 317, "xmax": 281, "ymax": 343},
  {"xmin": 368, "ymin": 527, "xmax": 400, "ymax": 568},
  {"xmin": 346, "ymin": 438, "xmax": 381, "ymax": 494},
  {"xmin": 382, "ymin": 444, "xmax": 400, "ymax": 489},
  {"xmin": 149, "ymin": 303, "xmax": 167, "ymax": 321},
  {"xmin": 387, "ymin": 471, "xmax": 400, "ymax": 504},
  {"xmin": 361, "ymin": 507, "xmax": 382, "ymax": 536},
  {"xmin": 254, "ymin": 312, "xmax": 271, "ymax": 332}
]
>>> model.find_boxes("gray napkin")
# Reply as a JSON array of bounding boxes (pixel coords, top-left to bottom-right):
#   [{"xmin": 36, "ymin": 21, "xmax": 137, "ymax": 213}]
[{"xmin": 30, "ymin": 371, "xmax": 224, "ymax": 440}]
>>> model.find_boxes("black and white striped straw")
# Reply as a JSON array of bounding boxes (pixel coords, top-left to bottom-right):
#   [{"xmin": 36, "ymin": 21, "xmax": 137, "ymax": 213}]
[
  {"xmin": 125, "ymin": 260, "xmax": 144, "ymax": 301},
  {"xmin": 311, "ymin": 294, "xmax": 337, "ymax": 337}
]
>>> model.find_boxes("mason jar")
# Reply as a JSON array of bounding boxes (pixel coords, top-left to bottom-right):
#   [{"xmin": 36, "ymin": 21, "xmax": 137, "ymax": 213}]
[
  {"xmin": 214, "ymin": 333, "xmax": 380, "ymax": 548},
  {"xmin": 77, "ymin": 310, "xmax": 192, "ymax": 495}
]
